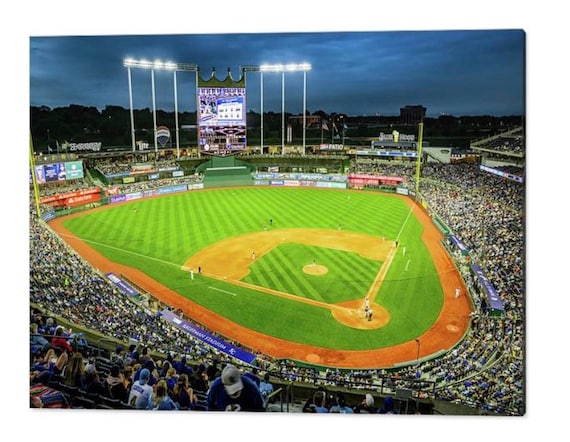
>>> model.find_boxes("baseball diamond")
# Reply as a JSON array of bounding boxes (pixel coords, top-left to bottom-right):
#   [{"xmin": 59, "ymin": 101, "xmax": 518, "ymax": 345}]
[{"xmin": 49, "ymin": 187, "xmax": 471, "ymax": 369}]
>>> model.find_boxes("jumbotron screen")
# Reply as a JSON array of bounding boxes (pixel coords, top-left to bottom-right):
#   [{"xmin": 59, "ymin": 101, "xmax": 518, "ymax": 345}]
[
  {"xmin": 198, "ymin": 86, "xmax": 247, "ymax": 155},
  {"xmin": 32, "ymin": 160, "xmax": 84, "ymax": 185}
]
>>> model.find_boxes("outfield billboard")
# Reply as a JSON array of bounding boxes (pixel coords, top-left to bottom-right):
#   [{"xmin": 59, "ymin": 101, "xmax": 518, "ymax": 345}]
[{"xmin": 33, "ymin": 160, "xmax": 84, "ymax": 184}]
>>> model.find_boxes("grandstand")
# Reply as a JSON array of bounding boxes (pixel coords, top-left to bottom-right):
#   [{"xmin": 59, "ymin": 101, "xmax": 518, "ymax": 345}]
[
  {"xmin": 471, "ymin": 126, "xmax": 525, "ymax": 171},
  {"xmin": 29, "ymin": 134, "xmax": 525, "ymax": 416}
]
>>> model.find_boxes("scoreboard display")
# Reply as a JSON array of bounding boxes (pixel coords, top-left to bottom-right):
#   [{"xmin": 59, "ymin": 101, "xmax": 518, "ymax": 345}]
[{"xmin": 198, "ymin": 86, "xmax": 247, "ymax": 155}]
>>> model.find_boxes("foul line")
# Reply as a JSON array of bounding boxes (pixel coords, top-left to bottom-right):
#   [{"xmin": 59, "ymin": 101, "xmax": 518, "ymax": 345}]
[
  {"xmin": 366, "ymin": 244, "xmax": 397, "ymax": 302},
  {"xmin": 55, "ymin": 232, "xmax": 183, "ymax": 269},
  {"xmin": 208, "ymin": 286, "xmax": 237, "ymax": 296},
  {"xmin": 395, "ymin": 202, "xmax": 416, "ymax": 243}
]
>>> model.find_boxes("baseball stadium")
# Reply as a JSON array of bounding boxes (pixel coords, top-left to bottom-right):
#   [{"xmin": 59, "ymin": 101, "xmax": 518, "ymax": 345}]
[{"xmin": 29, "ymin": 63, "xmax": 525, "ymax": 416}]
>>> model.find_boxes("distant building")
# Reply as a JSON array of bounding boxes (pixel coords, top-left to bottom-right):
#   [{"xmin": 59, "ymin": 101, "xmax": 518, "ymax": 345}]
[
  {"xmin": 287, "ymin": 115, "xmax": 322, "ymax": 128},
  {"xmin": 400, "ymin": 105, "xmax": 426, "ymax": 125}
]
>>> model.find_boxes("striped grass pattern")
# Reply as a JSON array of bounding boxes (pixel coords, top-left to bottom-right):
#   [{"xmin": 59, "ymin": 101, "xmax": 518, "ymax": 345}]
[{"xmin": 61, "ymin": 187, "xmax": 443, "ymax": 350}]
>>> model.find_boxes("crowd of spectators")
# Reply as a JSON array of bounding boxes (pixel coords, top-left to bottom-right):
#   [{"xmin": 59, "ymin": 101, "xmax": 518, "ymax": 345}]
[
  {"xmin": 106, "ymin": 175, "xmax": 203, "ymax": 196},
  {"xmin": 29, "ymin": 157, "xmax": 525, "ymax": 415},
  {"xmin": 350, "ymin": 158, "xmax": 417, "ymax": 179},
  {"xmin": 417, "ymin": 162, "xmax": 524, "ymax": 414},
  {"xmin": 472, "ymin": 129, "xmax": 524, "ymax": 154}
]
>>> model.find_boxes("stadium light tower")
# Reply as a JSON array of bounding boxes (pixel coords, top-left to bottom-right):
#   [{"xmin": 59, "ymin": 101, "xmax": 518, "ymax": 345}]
[
  {"xmin": 259, "ymin": 63, "xmax": 311, "ymax": 155},
  {"xmin": 123, "ymin": 58, "xmax": 198, "ymax": 158},
  {"xmin": 242, "ymin": 65, "xmax": 262, "ymax": 153}
]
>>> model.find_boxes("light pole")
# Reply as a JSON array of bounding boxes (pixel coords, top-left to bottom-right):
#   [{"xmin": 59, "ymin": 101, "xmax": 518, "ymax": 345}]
[
  {"xmin": 126, "ymin": 66, "xmax": 136, "ymax": 152},
  {"xmin": 151, "ymin": 68, "xmax": 157, "ymax": 154},
  {"xmin": 123, "ymin": 58, "xmax": 198, "ymax": 158},
  {"xmin": 260, "ymin": 71, "xmax": 264, "ymax": 153},
  {"xmin": 259, "ymin": 63, "xmax": 312, "ymax": 155}
]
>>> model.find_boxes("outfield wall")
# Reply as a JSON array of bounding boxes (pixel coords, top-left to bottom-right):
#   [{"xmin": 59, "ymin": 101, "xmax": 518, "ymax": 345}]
[{"xmin": 252, "ymin": 172, "xmax": 347, "ymax": 189}]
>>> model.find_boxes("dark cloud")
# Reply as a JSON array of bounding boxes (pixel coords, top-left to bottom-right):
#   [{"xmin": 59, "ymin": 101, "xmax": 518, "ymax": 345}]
[{"xmin": 30, "ymin": 30, "xmax": 525, "ymax": 117}]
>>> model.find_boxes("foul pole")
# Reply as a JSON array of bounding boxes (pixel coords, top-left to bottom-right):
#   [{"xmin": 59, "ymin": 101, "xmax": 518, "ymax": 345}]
[
  {"xmin": 29, "ymin": 133, "xmax": 41, "ymax": 218},
  {"xmin": 415, "ymin": 122, "xmax": 424, "ymax": 196}
]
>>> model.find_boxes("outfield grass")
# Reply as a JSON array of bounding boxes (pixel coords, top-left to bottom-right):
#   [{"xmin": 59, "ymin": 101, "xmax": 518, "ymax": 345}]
[{"xmin": 61, "ymin": 187, "xmax": 443, "ymax": 350}]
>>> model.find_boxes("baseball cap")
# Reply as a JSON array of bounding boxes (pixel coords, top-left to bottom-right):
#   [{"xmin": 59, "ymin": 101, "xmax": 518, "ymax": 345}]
[
  {"xmin": 221, "ymin": 365, "xmax": 244, "ymax": 396},
  {"xmin": 139, "ymin": 368, "xmax": 150, "ymax": 383},
  {"xmin": 365, "ymin": 394, "xmax": 374, "ymax": 407}
]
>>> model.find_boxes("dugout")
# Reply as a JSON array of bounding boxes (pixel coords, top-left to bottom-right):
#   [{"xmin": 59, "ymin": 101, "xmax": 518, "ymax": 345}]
[{"xmin": 197, "ymin": 155, "xmax": 255, "ymax": 188}]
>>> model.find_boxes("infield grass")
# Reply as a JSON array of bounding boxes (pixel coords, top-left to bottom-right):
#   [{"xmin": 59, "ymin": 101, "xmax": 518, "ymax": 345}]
[{"xmin": 60, "ymin": 187, "xmax": 443, "ymax": 350}]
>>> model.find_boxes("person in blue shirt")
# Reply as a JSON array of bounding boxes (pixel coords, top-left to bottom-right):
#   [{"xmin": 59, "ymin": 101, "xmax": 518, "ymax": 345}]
[
  {"xmin": 259, "ymin": 372, "xmax": 275, "ymax": 406},
  {"xmin": 147, "ymin": 379, "xmax": 179, "ymax": 410},
  {"xmin": 329, "ymin": 391, "xmax": 354, "ymax": 413},
  {"xmin": 128, "ymin": 368, "xmax": 153, "ymax": 409},
  {"xmin": 206, "ymin": 364, "xmax": 265, "ymax": 412},
  {"xmin": 377, "ymin": 396, "xmax": 398, "ymax": 414},
  {"xmin": 307, "ymin": 390, "xmax": 329, "ymax": 413}
]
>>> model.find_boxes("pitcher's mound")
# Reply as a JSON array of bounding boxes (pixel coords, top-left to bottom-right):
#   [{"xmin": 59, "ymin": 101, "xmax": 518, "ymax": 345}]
[{"xmin": 303, "ymin": 264, "xmax": 328, "ymax": 275}]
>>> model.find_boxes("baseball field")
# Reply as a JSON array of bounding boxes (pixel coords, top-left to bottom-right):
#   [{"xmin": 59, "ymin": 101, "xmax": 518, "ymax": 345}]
[{"xmin": 49, "ymin": 186, "xmax": 471, "ymax": 369}]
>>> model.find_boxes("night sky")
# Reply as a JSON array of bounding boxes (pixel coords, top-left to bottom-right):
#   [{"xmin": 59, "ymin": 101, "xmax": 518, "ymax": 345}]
[{"xmin": 30, "ymin": 29, "xmax": 525, "ymax": 117}]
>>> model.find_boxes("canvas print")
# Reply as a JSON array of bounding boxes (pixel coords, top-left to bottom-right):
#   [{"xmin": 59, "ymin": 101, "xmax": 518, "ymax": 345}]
[{"xmin": 29, "ymin": 29, "xmax": 525, "ymax": 417}]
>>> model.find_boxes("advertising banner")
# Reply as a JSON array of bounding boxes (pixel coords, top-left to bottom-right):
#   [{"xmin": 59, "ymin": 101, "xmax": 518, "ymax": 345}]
[
  {"xmin": 65, "ymin": 161, "xmax": 84, "ymax": 179},
  {"xmin": 158, "ymin": 185, "xmax": 188, "ymax": 195},
  {"xmin": 449, "ymin": 234, "xmax": 470, "ymax": 254},
  {"xmin": 44, "ymin": 164, "xmax": 60, "ymax": 182},
  {"xmin": 64, "ymin": 193, "xmax": 101, "ymax": 207},
  {"xmin": 106, "ymin": 273, "xmax": 139, "ymax": 297},
  {"xmin": 110, "ymin": 195, "xmax": 127, "ymax": 204},
  {"xmin": 470, "ymin": 263, "xmax": 504, "ymax": 311},
  {"xmin": 40, "ymin": 187, "xmax": 100, "ymax": 204},
  {"xmin": 160, "ymin": 309, "xmax": 257, "ymax": 364},
  {"xmin": 125, "ymin": 192, "xmax": 143, "ymax": 201}
]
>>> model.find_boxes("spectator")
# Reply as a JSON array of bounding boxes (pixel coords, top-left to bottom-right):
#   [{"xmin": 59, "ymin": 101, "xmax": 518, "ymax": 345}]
[
  {"xmin": 122, "ymin": 365, "xmax": 134, "ymax": 395},
  {"xmin": 147, "ymin": 379, "xmax": 179, "ymax": 410},
  {"xmin": 63, "ymin": 352, "xmax": 85, "ymax": 389},
  {"xmin": 30, "ymin": 322, "xmax": 50, "ymax": 356},
  {"xmin": 138, "ymin": 346, "xmax": 154, "ymax": 367},
  {"xmin": 51, "ymin": 326, "xmax": 73, "ymax": 354},
  {"xmin": 128, "ymin": 368, "xmax": 153, "ymax": 409},
  {"xmin": 105, "ymin": 364, "xmax": 129, "ymax": 402},
  {"xmin": 110, "ymin": 345, "xmax": 126, "ymax": 369},
  {"xmin": 171, "ymin": 374, "xmax": 197, "ymax": 409},
  {"xmin": 190, "ymin": 364, "xmax": 210, "ymax": 393},
  {"xmin": 206, "ymin": 364, "xmax": 265, "ymax": 412},
  {"xmin": 244, "ymin": 367, "xmax": 262, "ymax": 387},
  {"xmin": 163, "ymin": 364, "xmax": 179, "ymax": 392},
  {"xmin": 307, "ymin": 390, "xmax": 329, "ymax": 413},
  {"xmin": 329, "ymin": 391, "xmax": 354, "ymax": 413},
  {"xmin": 353, "ymin": 393, "xmax": 376, "ymax": 413},
  {"xmin": 125, "ymin": 344, "xmax": 139, "ymax": 366},
  {"xmin": 377, "ymin": 396, "xmax": 398, "ymax": 414},
  {"xmin": 33, "ymin": 347, "xmax": 69, "ymax": 385},
  {"xmin": 259, "ymin": 372, "xmax": 275, "ymax": 406},
  {"xmin": 83, "ymin": 363, "xmax": 105, "ymax": 395},
  {"xmin": 206, "ymin": 359, "xmax": 221, "ymax": 381},
  {"xmin": 134, "ymin": 360, "xmax": 158, "ymax": 386}
]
